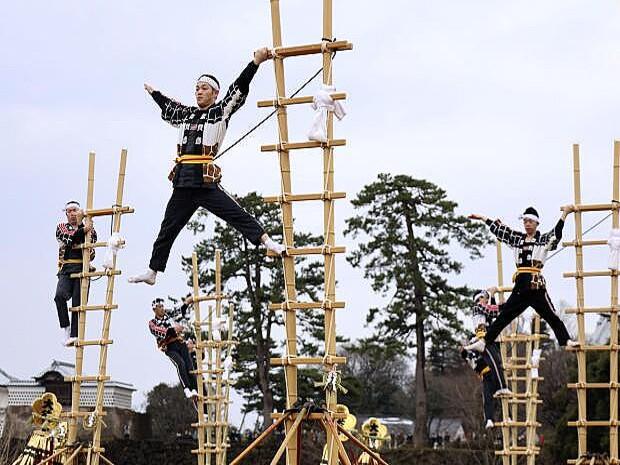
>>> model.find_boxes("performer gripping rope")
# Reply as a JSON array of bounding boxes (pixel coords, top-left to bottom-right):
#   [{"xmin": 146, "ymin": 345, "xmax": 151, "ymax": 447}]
[
  {"xmin": 130, "ymin": 47, "xmax": 285, "ymax": 286},
  {"xmin": 461, "ymin": 288, "xmax": 511, "ymax": 429},
  {"xmin": 54, "ymin": 201, "xmax": 97, "ymax": 346},
  {"xmin": 149, "ymin": 298, "xmax": 198, "ymax": 401},
  {"xmin": 466, "ymin": 207, "xmax": 578, "ymax": 353}
]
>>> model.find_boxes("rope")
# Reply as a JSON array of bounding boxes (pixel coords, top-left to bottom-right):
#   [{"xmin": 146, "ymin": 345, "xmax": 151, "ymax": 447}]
[
  {"xmin": 213, "ymin": 49, "xmax": 338, "ymax": 162},
  {"xmin": 547, "ymin": 211, "xmax": 613, "ymax": 262}
]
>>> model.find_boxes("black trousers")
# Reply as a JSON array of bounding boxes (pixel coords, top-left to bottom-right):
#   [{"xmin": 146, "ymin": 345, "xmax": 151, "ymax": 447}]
[
  {"xmin": 149, "ymin": 186, "xmax": 265, "ymax": 272},
  {"xmin": 481, "ymin": 343, "xmax": 506, "ymax": 422},
  {"xmin": 484, "ymin": 282, "xmax": 571, "ymax": 346},
  {"xmin": 165, "ymin": 341, "xmax": 197, "ymax": 391},
  {"xmin": 54, "ymin": 272, "xmax": 80, "ymax": 337}
]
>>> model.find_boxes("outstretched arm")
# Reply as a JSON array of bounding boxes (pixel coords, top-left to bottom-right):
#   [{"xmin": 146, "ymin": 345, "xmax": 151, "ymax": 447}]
[
  {"xmin": 540, "ymin": 206, "xmax": 573, "ymax": 249},
  {"xmin": 469, "ymin": 213, "xmax": 521, "ymax": 247},
  {"xmin": 220, "ymin": 47, "xmax": 272, "ymax": 119},
  {"xmin": 144, "ymin": 83, "xmax": 192, "ymax": 127}
]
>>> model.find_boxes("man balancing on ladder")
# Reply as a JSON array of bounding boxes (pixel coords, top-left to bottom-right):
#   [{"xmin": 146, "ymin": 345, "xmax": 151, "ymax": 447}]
[
  {"xmin": 466, "ymin": 206, "xmax": 579, "ymax": 353},
  {"xmin": 130, "ymin": 47, "xmax": 285, "ymax": 286}
]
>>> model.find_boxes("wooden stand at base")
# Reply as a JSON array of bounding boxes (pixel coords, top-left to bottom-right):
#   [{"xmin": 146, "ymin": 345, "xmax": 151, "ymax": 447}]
[
  {"xmin": 62, "ymin": 149, "xmax": 133, "ymax": 465},
  {"xmin": 565, "ymin": 142, "xmax": 620, "ymax": 465},
  {"xmin": 495, "ymin": 241, "xmax": 545, "ymax": 465}
]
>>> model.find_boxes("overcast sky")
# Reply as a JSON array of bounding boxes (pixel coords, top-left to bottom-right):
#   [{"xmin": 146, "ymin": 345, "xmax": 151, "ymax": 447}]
[{"xmin": 2, "ymin": 0, "xmax": 620, "ymax": 426}]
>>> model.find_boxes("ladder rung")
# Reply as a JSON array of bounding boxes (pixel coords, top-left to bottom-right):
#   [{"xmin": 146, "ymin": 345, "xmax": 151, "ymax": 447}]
[
  {"xmin": 566, "ymin": 344, "xmax": 620, "ymax": 352},
  {"xmin": 263, "ymin": 192, "xmax": 346, "ymax": 203},
  {"xmin": 268, "ymin": 301, "xmax": 345, "ymax": 311},
  {"xmin": 70, "ymin": 304, "xmax": 118, "ymax": 312},
  {"xmin": 267, "ymin": 246, "xmax": 346, "ymax": 257},
  {"xmin": 86, "ymin": 206, "xmax": 134, "ymax": 217},
  {"xmin": 74, "ymin": 241, "xmax": 124, "ymax": 250},
  {"xmin": 504, "ymin": 364, "xmax": 539, "ymax": 370},
  {"xmin": 495, "ymin": 449, "xmax": 539, "ymax": 456},
  {"xmin": 192, "ymin": 421, "xmax": 230, "ymax": 428},
  {"xmin": 500, "ymin": 334, "xmax": 548, "ymax": 342},
  {"xmin": 61, "ymin": 411, "xmax": 108, "ymax": 419},
  {"xmin": 563, "ymin": 270, "xmax": 616, "ymax": 278},
  {"xmin": 192, "ymin": 369, "xmax": 224, "ymax": 375},
  {"xmin": 192, "ymin": 447, "xmax": 229, "ymax": 454},
  {"xmin": 570, "ymin": 202, "xmax": 619, "ymax": 212},
  {"xmin": 562, "ymin": 239, "xmax": 608, "ymax": 247},
  {"xmin": 507, "ymin": 377, "xmax": 545, "ymax": 381},
  {"xmin": 568, "ymin": 420, "xmax": 620, "ymax": 427},
  {"xmin": 568, "ymin": 382, "xmax": 620, "ymax": 389},
  {"xmin": 74, "ymin": 339, "xmax": 113, "ymax": 347},
  {"xmin": 195, "ymin": 340, "xmax": 238, "ymax": 348},
  {"xmin": 508, "ymin": 399, "xmax": 543, "ymax": 404},
  {"xmin": 70, "ymin": 269, "xmax": 121, "ymax": 279},
  {"xmin": 274, "ymin": 40, "xmax": 353, "ymax": 58},
  {"xmin": 257, "ymin": 93, "xmax": 347, "ymax": 108},
  {"xmin": 193, "ymin": 293, "xmax": 228, "ymax": 303},
  {"xmin": 271, "ymin": 412, "xmax": 346, "ymax": 420},
  {"xmin": 261, "ymin": 139, "xmax": 346, "ymax": 152},
  {"xmin": 199, "ymin": 398, "xmax": 232, "ymax": 405},
  {"xmin": 64, "ymin": 375, "xmax": 111, "ymax": 382},
  {"xmin": 493, "ymin": 421, "xmax": 541, "ymax": 427},
  {"xmin": 565, "ymin": 305, "xmax": 620, "ymax": 314},
  {"xmin": 270, "ymin": 356, "xmax": 346, "ymax": 366}
]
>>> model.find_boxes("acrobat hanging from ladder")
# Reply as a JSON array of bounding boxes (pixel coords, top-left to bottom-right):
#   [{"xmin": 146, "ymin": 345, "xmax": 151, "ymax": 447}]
[
  {"xmin": 129, "ymin": 47, "xmax": 285, "ymax": 286},
  {"xmin": 461, "ymin": 287, "xmax": 511, "ymax": 429},
  {"xmin": 466, "ymin": 206, "xmax": 579, "ymax": 353}
]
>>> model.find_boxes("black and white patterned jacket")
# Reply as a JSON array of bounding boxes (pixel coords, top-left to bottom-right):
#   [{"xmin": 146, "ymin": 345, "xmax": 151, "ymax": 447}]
[
  {"xmin": 150, "ymin": 61, "xmax": 259, "ymax": 188},
  {"xmin": 56, "ymin": 222, "xmax": 98, "ymax": 274},
  {"xmin": 485, "ymin": 217, "xmax": 564, "ymax": 269}
]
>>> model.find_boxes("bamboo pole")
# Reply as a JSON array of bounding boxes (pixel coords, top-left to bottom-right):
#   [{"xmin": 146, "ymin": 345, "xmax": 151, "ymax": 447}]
[
  {"xmin": 269, "ymin": 407, "xmax": 307, "ymax": 465},
  {"xmin": 192, "ymin": 253, "xmax": 207, "ymax": 465},
  {"xmin": 67, "ymin": 152, "xmax": 95, "ymax": 459},
  {"xmin": 610, "ymin": 141, "xmax": 619, "ymax": 461},
  {"xmin": 572, "ymin": 144, "xmax": 588, "ymax": 457},
  {"xmin": 229, "ymin": 414, "xmax": 290, "ymax": 465},
  {"xmin": 91, "ymin": 148, "xmax": 128, "ymax": 465},
  {"xmin": 269, "ymin": 1, "xmax": 299, "ymax": 464}
]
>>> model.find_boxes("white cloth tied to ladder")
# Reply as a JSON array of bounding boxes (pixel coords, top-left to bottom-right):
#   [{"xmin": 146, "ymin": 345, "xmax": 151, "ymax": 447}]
[
  {"xmin": 531, "ymin": 349, "xmax": 541, "ymax": 378},
  {"xmin": 307, "ymin": 84, "xmax": 346, "ymax": 143},
  {"xmin": 212, "ymin": 316, "xmax": 228, "ymax": 342},
  {"xmin": 102, "ymin": 232, "xmax": 125, "ymax": 270},
  {"xmin": 608, "ymin": 229, "xmax": 620, "ymax": 270},
  {"xmin": 223, "ymin": 355, "xmax": 234, "ymax": 381}
]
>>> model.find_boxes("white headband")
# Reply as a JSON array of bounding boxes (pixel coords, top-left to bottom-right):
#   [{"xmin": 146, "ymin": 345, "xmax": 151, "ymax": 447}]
[
  {"xmin": 65, "ymin": 201, "xmax": 80, "ymax": 211},
  {"xmin": 197, "ymin": 76, "xmax": 220, "ymax": 92},
  {"xmin": 473, "ymin": 291, "xmax": 489, "ymax": 303},
  {"xmin": 519, "ymin": 213, "xmax": 539, "ymax": 223}
]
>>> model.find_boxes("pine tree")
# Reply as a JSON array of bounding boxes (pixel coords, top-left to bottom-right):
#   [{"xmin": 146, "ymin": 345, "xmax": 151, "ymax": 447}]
[
  {"xmin": 344, "ymin": 174, "xmax": 490, "ymax": 446},
  {"xmin": 184, "ymin": 192, "xmax": 325, "ymax": 429}
]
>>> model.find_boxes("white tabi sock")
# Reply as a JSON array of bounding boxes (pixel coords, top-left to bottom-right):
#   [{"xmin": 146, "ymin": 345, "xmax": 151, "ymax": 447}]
[{"xmin": 128, "ymin": 268, "xmax": 157, "ymax": 285}]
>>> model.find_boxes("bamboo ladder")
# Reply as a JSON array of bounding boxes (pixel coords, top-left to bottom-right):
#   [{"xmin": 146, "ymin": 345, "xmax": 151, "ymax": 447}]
[
  {"xmin": 563, "ymin": 142, "xmax": 620, "ymax": 465},
  {"xmin": 229, "ymin": 1, "xmax": 360, "ymax": 464},
  {"xmin": 191, "ymin": 250, "xmax": 237, "ymax": 465},
  {"xmin": 495, "ymin": 241, "xmax": 546, "ymax": 465},
  {"xmin": 63, "ymin": 150, "xmax": 134, "ymax": 465}
]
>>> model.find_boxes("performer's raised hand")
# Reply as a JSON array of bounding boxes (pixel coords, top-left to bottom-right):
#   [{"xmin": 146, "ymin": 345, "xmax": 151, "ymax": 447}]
[
  {"xmin": 144, "ymin": 83, "xmax": 155, "ymax": 94},
  {"xmin": 468, "ymin": 213, "xmax": 487, "ymax": 222},
  {"xmin": 560, "ymin": 204, "xmax": 575, "ymax": 220},
  {"xmin": 253, "ymin": 47, "xmax": 272, "ymax": 65}
]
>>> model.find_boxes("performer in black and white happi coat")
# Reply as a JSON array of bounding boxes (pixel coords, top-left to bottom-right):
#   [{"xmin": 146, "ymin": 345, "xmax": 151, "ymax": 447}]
[
  {"xmin": 130, "ymin": 47, "xmax": 285, "ymax": 286},
  {"xmin": 466, "ymin": 206, "xmax": 578, "ymax": 353},
  {"xmin": 461, "ymin": 288, "xmax": 511, "ymax": 429},
  {"xmin": 54, "ymin": 200, "xmax": 97, "ymax": 346},
  {"xmin": 148, "ymin": 298, "xmax": 198, "ymax": 401}
]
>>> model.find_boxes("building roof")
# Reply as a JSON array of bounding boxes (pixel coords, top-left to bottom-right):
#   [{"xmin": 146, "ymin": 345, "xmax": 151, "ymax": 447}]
[
  {"xmin": 34, "ymin": 360, "xmax": 76, "ymax": 379},
  {"xmin": 0, "ymin": 368, "xmax": 17, "ymax": 386}
]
